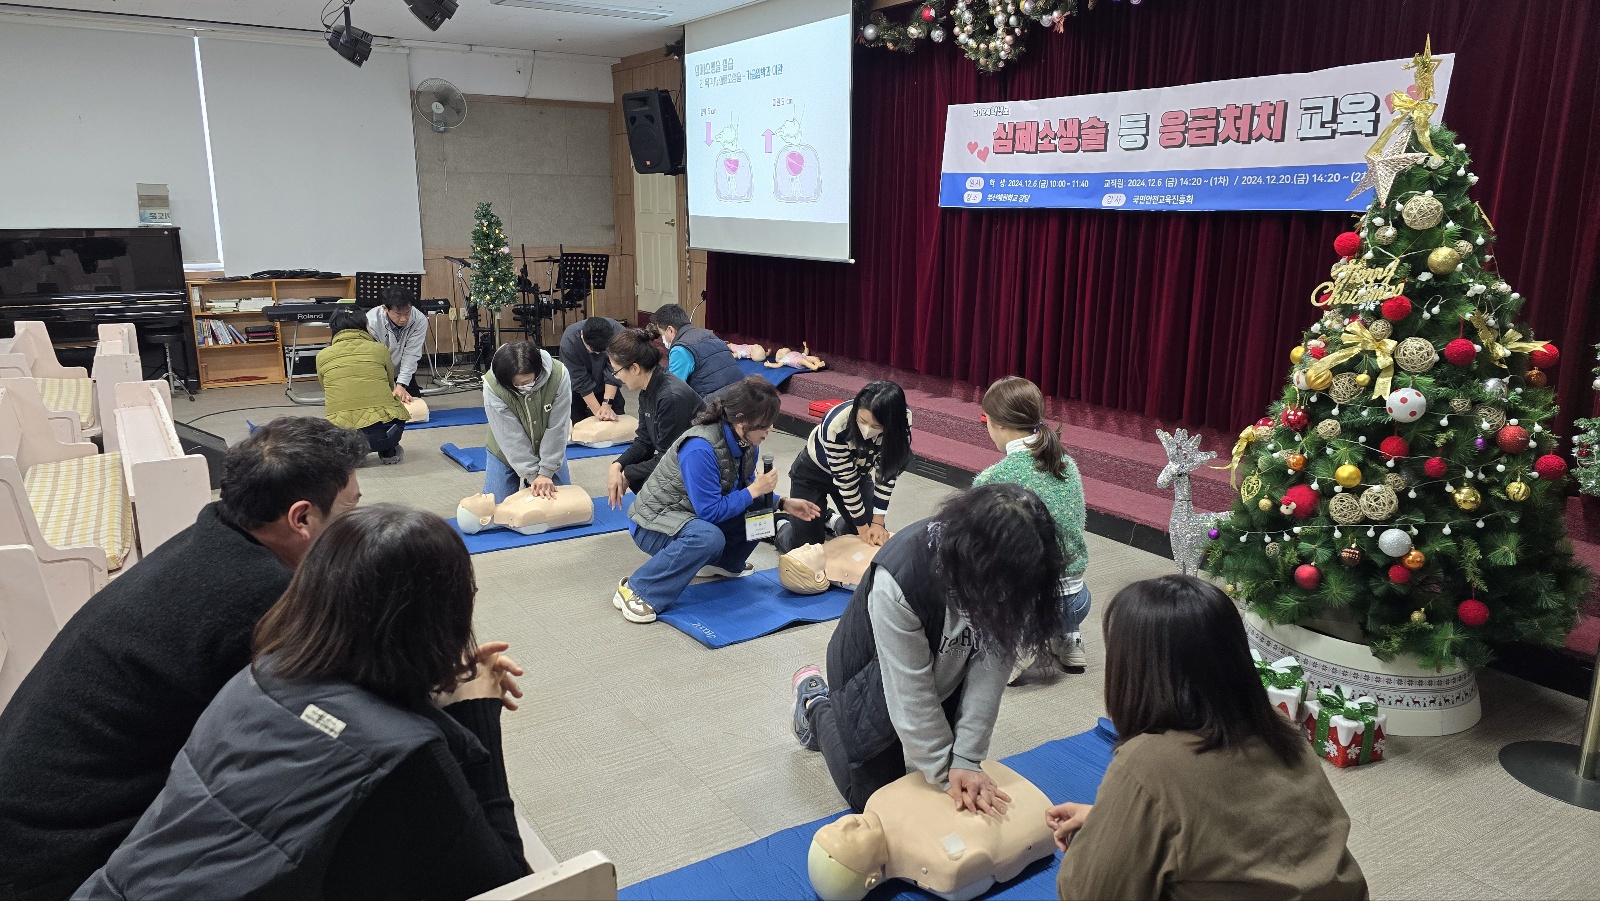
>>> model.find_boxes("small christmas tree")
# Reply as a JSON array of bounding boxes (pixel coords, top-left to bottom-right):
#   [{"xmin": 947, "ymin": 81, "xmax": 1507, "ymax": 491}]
[
  {"xmin": 1206, "ymin": 42, "xmax": 1588, "ymax": 670},
  {"xmin": 1572, "ymin": 345, "xmax": 1600, "ymax": 496},
  {"xmin": 469, "ymin": 202, "xmax": 516, "ymax": 314}
]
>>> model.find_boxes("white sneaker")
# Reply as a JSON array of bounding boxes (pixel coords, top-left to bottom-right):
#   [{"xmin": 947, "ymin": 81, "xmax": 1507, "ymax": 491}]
[
  {"xmin": 613, "ymin": 578, "xmax": 656, "ymax": 623},
  {"xmin": 1008, "ymin": 650, "xmax": 1038, "ymax": 686},
  {"xmin": 696, "ymin": 563, "xmax": 754, "ymax": 579},
  {"xmin": 1052, "ymin": 634, "xmax": 1088, "ymax": 671}
]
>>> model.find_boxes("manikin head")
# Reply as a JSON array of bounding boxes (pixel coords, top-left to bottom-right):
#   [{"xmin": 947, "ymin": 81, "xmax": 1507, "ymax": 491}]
[
  {"xmin": 381, "ymin": 286, "xmax": 413, "ymax": 329},
  {"xmin": 695, "ymin": 376, "xmax": 780, "ymax": 448},
  {"xmin": 652, "ymin": 303, "xmax": 693, "ymax": 347},
  {"xmin": 606, "ymin": 328, "xmax": 663, "ymax": 392},
  {"xmin": 808, "ymin": 812, "xmax": 890, "ymax": 901},
  {"xmin": 218, "ymin": 417, "xmax": 367, "ymax": 568},
  {"xmin": 457, "ymin": 493, "xmax": 498, "ymax": 534},
  {"xmin": 778, "ymin": 543, "xmax": 829, "ymax": 595}
]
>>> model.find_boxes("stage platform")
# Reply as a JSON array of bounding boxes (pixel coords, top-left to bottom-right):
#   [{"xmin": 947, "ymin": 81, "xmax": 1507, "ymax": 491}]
[{"xmin": 747, "ymin": 340, "xmax": 1600, "ymax": 693}]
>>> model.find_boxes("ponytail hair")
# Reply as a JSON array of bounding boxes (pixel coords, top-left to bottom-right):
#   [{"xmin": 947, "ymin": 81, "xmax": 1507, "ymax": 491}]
[
  {"xmin": 694, "ymin": 376, "xmax": 780, "ymax": 431},
  {"xmin": 982, "ymin": 376, "xmax": 1067, "ymax": 480},
  {"xmin": 607, "ymin": 328, "xmax": 662, "ymax": 371}
]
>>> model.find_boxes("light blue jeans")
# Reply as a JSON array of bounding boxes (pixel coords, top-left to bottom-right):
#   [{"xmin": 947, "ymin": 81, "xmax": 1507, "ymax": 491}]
[
  {"xmin": 628, "ymin": 519, "xmax": 757, "ymax": 612},
  {"xmin": 483, "ymin": 452, "xmax": 571, "ymax": 503},
  {"xmin": 1060, "ymin": 585, "xmax": 1092, "ymax": 636}
]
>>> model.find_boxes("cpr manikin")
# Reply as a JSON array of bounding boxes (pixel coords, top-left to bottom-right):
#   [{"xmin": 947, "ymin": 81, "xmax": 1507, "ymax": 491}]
[
  {"xmin": 401, "ymin": 396, "xmax": 430, "ymax": 423},
  {"xmin": 765, "ymin": 342, "xmax": 827, "ymax": 372},
  {"xmin": 569, "ymin": 413, "xmax": 638, "ymax": 447},
  {"xmin": 456, "ymin": 485, "xmax": 593, "ymax": 535},
  {"xmin": 779, "ymin": 536, "xmax": 885, "ymax": 595},
  {"xmin": 808, "ymin": 760, "xmax": 1055, "ymax": 901},
  {"xmin": 729, "ymin": 343, "xmax": 768, "ymax": 361}
]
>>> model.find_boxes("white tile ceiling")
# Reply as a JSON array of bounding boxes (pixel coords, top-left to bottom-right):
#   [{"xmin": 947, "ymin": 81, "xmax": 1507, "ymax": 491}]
[{"xmin": 0, "ymin": 0, "xmax": 760, "ymax": 57}]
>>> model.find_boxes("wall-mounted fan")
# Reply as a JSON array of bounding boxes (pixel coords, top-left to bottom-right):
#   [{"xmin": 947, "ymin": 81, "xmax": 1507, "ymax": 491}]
[{"xmin": 415, "ymin": 78, "xmax": 467, "ymax": 132}]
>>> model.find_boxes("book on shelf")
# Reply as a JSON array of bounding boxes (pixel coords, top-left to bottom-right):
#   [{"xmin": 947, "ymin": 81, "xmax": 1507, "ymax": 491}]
[{"xmin": 196, "ymin": 319, "xmax": 247, "ymax": 346}]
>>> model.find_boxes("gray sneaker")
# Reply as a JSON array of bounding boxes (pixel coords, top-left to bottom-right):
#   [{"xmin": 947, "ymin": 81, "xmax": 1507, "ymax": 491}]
[
  {"xmin": 791, "ymin": 665, "xmax": 829, "ymax": 750},
  {"xmin": 379, "ymin": 447, "xmax": 404, "ymax": 465},
  {"xmin": 696, "ymin": 562, "xmax": 755, "ymax": 579},
  {"xmin": 1052, "ymin": 633, "xmax": 1088, "ymax": 671}
]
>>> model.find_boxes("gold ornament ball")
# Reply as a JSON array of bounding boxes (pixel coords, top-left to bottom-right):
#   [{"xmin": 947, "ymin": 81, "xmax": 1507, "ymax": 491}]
[
  {"xmin": 1305, "ymin": 367, "xmax": 1333, "ymax": 391},
  {"xmin": 1401, "ymin": 194, "xmax": 1445, "ymax": 230},
  {"xmin": 1454, "ymin": 485, "xmax": 1483, "ymax": 511},
  {"xmin": 1506, "ymin": 480, "xmax": 1530, "ymax": 502},
  {"xmin": 1453, "ymin": 239, "xmax": 1474, "ymax": 258},
  {"xmin": 1335, "ymin": 464, "xmax": 1363, "ymax": 488},
  {"xmin": 1290, "ymin": 346, "xmax": 1305, "ymax": 365},
  {"xmin": 1258, "ymin": 497, "xmax": 1274, "ymax": 511},
  {"xmin": 1402, "ymin": 549, "xmax": 1427, "ymax": 570},
  {"xmin": 1427, "ymin": 246, "xmax": 1462, "ymax": 275},
  {"xmin": 1356, "ymin": 373, "xmax": 1372, "ymax": 387},
  {"xmin": 1411, "ymin": 609, "xmax": 1428, "ymax": 624}
]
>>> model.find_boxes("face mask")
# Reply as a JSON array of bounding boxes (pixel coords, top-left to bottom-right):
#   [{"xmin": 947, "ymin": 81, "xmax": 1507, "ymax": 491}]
[
  {"xmin": 858, "ymin": 422, "xmax": 882, "ymax": 440},
  {"xmin": 515, "ymin": 382, "xmax": 540, "ymax": 394}
]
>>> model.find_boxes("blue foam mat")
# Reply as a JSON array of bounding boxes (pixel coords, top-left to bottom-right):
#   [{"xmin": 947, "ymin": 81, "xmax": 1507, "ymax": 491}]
[
  {"xmin": 452, "ymin": 496, "xmax": 632, "ymax": 554},
  {"xmin": 739, "ymin": 359, "xmax": 802, "ymax": 387},
  {"xmin": 406, "ymin": 406, "xmax": 489, "ymax": 430},
  {"xmin": 440, "ymin": 442, "xmax": 621, "ymax": 472},
  {"xmin": 620, "ymin": 720, "xmax": 1118, "ymax": 901},
  {"xmin": 656, "ymin": 569, "xmax": 853, "ymax": 649}
]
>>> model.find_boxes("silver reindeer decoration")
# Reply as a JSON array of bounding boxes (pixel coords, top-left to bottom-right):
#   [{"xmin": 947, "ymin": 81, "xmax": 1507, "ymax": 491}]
[{"xmin": 1156, "ymin": 429, "xmax": 1228, "ymax": 576}]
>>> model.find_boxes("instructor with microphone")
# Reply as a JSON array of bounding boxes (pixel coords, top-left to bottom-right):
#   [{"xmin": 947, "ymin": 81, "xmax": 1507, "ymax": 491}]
[{"xmin": 613, "ymin": 376, "xmax": 821, "ymax": 624}]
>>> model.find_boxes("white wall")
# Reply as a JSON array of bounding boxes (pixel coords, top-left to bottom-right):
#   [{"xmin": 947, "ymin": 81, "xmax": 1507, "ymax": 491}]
[
  {"xmin": 0, "ymin": 21, "xmax": 219, "ymax": 264},
  {"xmin": 407, "ymin": 47, "xmax": 616, "ymax": 102}
]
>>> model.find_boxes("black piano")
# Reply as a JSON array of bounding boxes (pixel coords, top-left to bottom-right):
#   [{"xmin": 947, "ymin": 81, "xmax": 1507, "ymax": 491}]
[{"xmin": 0, "ymin": 227, "xmax": 199, "ymax": 392}]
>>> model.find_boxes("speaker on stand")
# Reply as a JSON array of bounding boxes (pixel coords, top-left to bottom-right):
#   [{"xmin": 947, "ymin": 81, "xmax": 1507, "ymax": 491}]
[{"xmin": 623, "ymin": 89, "xmax": 687, "ymax": 175}]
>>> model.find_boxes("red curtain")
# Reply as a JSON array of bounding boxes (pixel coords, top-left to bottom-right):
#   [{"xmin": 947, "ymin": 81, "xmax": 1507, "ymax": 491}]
[{"xmin": 706, "ymin": 0, "xmax": 1600, "ymax": 436}]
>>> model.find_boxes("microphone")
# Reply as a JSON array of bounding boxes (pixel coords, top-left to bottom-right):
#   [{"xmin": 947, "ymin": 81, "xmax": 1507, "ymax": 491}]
[
  {"xmin": 443, "ymin": 255, "xmax": 473, "ymax": 267},
  {"xmin": 762, "ymin": 453, "xmax": 774, "ymax": 473}
]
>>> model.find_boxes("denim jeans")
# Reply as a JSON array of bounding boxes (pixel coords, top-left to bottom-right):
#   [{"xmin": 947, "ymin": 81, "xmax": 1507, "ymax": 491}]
[
  {"xmin": 1060, "ymin": 584, "xmax": 1092, "ymax": 635},
  {"xmin": 482, "ymin": 452, "xmax": 571, "ymax": 503},
  {"xmin": 628, "ymin": 518, "xmax": 757, "ymax": 612}
]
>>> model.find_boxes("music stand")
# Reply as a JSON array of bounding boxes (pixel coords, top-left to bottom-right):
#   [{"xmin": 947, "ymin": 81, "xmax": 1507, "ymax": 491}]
[
  {"xmin": 355, "ymin": 272, "xmax": 423, "ymax": 309},
  {"xmin": 556, "ymin": 252, "xmax": 610, "ymax": 329}
]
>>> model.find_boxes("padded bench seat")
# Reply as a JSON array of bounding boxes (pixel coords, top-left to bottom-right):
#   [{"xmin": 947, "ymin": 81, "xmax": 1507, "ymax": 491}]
[
  {"xmin": 23, "ymin": 452, "xmax": 132, "ymax": 571},
  {"xmin": 35, "ymin": 377, "xmax": 97, "ymax": 430}
]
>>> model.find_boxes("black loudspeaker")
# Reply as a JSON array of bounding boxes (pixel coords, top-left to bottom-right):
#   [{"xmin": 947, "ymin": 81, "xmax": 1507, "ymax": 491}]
[
  {"xmin": 174, "ymin": 421, "xmax": 229, "ymax": 489},
  {"xmin": 623, "ymin": 89, "xmax": 686, "ymax": 175}
]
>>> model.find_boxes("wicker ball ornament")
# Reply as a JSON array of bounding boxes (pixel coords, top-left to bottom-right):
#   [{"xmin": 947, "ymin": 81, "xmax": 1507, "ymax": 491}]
[
  {"xmin": 1453, "ymin": 239, "xmax": 1474, "ymax": 258},
  {"xmin": 1329, "ymin": 373, "xmax": 1364, "ymax": 404},
  {"xmin": 1476, "ymin": 405, "xmax": 1507, "ymax": 432},
  {"xmin": 1359, "ymin": 485, "xmax": 1399, "ymax": 520},
  {"xmin": 1366, "ymin": 319, "xmax": 1394, "ymax": 341},
  {"xmin": 1401, "ymin": 193, "xmax": 1445, "ymax": 229},
  {"xmin": 1449, "ymin": 396, "xmax": 1472, "ymax": 413},
  {"xmin": 1383, "ymin": 472, "xmax": 1408, "ymax": 493},
  {"xmin": 1395, "ymin": 337, "xmax": 1439, "ymax": 373},
  {"xmin": 1375, "ymin": 225, "xmax": 1399, "ymax": 245},
  {"xmin": 1427, "ymin": 246, "xmax": 1462, "ymax": 275},
  {"xmin": 1265, "ymin": 541, "xmax": 1282, "ymax": 558},
  {"xmin": 1328, "ymin": 493, "xmax": 1364, "ymax": 524},
  {"xmin": 1316, "ymin": 419, "xmax": 1342, "ymax": 440}
]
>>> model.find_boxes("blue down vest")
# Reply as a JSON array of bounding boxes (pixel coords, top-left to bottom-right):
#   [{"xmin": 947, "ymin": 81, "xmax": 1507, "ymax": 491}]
[
  {"xmin": 76, "ymin": 660, "xmax": 487, "ymax": 900},
  {"xmin": 673, "ymin": 326, "xmax": 743, "ymax": 397}
]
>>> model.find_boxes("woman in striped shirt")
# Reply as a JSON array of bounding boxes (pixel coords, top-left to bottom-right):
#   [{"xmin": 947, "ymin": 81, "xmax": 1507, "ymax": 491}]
[{"xmin": 777, "ymin": 381, "xmax": 912, "ymax": 552}]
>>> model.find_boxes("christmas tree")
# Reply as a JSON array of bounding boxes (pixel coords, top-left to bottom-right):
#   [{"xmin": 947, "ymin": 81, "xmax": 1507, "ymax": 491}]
[
  {"xmin": 1206, "ymin": 42, "xmax": 1587, "ymax": 671},
  {"xmin": 1571, "ymin": 345, "xmax": 1600, "ymax": 496},
  {"xmin": 469, "ymin": 202, "xmax": 516, "ymax": 314}
]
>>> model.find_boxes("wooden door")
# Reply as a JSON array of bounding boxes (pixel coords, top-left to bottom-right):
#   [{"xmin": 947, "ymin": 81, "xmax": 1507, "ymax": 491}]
[{"xmin": 633, "ymin": 171, "xmax": 679, "ymax": 313}]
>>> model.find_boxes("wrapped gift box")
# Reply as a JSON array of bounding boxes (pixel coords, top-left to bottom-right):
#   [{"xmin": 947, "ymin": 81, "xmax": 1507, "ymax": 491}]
[
  {"xmin": 1252, "ymin": 650, "xmax": 1306, "ymax": 721},
  {"xmin": 1303, "ymin": 687, "xmax": 1387, "ymax": 768}
]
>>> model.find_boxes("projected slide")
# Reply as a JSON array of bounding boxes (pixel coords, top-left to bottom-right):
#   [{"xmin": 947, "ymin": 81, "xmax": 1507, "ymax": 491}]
[{"xmin": 685, "ymin": 8, "xmax": 852, "ymax": 262}]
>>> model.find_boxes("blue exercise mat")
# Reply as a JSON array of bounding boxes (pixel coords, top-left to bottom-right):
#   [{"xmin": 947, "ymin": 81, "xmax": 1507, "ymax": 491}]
[
  {"xmin": 656, "ymin": 569, "xmax": 852, "ymax": 649},
  {"xmin": 440, "ymin": 442, "xmax": 622, "ymax": 472},
  {"xmin": 620, "ymin": 719, "xmax": 1118, "ymax": 901},
  {"xmin": 406, "ymin": 406, "xmax": 489, "ymax": 430},
  {"xmin": 739, "ymin": 359, "xmax": 801, "ymax": 387},
  {"xmin": 452, "ymin": 496, "xmax": 632, "ymax": 554}
]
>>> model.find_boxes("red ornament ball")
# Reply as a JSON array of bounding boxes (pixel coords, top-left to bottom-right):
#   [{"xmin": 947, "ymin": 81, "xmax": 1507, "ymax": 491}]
[
  {"xmin": 1496, "ymin": 425, "xmax": 1531, "ymax": 454},
  {"xmin": 1281, "ymin": 406, "xmax": 1310, "ymax": 432},
  {"xmin": 1308, "ymin": 345, "xmax": 1328, "ymax": 360},
  {"xmin": 1294, "ymin": 564, "xmax": 1322, "ymax": 590},
  {"xmin": 1333, "ymin": 231, "xmax": 1362, "ymax": 258},
  {"xmin": 1381, "ymin": 296, "xmax": 1413, "ymax": 321},
  {"xmin": 1281, "ymin": 484, "xmax": 1320, "ymax": 519},
  {"xmin": 1457, "ymin": 599, "xmax": 1490, "ymax": 627},
  {"xmin": 1530, "ymin": 343, "xmax": 1560, "ymax": 369},
  {"xmin": 1535, "ymin": 454, "xmax": 1569, "ymax": 480},
  {"xmin": 1424, "ymin": 456, "xmax": 1448, "ymax": 478},
  {"xmin": 1388, "ymin": 564, "xmax": 1412, "ymax": 584},
  {"xmin": 1256, "ymin": 416, "xmax": 1274, "ymax": 428},
  {"xmin": 1318, "ymin": 293, "xmax": 1332, "ymax": 306},
  {"xmin": 1379, "ymin": 435, "xmax": 1410, "ymax": 461},
  {"xmin": 1443, "ymin": 338, "xmax": 1477, "ymax": 366},
  {"xmin": 920, "ymin": 5, "xmax": 936, "ymax": 21}
]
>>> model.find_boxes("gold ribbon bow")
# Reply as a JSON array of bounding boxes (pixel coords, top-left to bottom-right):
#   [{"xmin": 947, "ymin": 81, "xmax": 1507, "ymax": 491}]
[
  {"xmin": 1308, "ymin": 321, "xmax": 1397, "ymax": 400},
  {"xmin": 1368, "ymin": 38, "xmax": 1444, "ymax": 162},
  {"xmin": 1469, "ymin": 312, "xmax": 1545, "ymax": 370},
  {"xmin": 1212, "ymin": 425, "xmax": 1259, "ymax": 487}
]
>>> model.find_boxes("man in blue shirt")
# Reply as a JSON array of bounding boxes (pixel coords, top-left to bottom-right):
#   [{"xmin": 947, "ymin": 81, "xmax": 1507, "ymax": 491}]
[{"xmin": 651, "ymin": 303, "xmax": 743, "ymax": 398}]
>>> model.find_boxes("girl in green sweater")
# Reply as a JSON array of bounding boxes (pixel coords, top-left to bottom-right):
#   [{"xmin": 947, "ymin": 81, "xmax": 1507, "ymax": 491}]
[{"xmin": 971, "ymin": 377, "xmax": 1091, "ymax": 677}]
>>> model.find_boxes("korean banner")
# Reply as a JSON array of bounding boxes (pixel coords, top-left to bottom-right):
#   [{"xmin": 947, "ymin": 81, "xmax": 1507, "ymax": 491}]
[{"xmin": 939, "ymin": 55, "xmax": 1453, "ymax": 213}]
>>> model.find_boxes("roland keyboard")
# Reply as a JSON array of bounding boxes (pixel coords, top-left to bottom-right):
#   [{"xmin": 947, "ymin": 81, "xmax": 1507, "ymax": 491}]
[{"xmin": 263, "ymin": 298, "xmax": 449, "ymax": 322}]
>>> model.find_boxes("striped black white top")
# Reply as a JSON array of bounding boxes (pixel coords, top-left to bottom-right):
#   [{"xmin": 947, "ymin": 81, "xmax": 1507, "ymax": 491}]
[{"xmin": 805, "ymin": 400, "xmax": 898, "ymax": 524}]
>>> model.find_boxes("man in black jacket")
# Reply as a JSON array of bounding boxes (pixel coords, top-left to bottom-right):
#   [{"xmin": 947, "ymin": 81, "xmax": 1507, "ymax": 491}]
[
  {"xmin": 0, "ymin": 417, "xmax": 369, "ymax": 901},
  {"xmin": 559, "ymin": 316, "xmax": 626, "ymax": 423}
]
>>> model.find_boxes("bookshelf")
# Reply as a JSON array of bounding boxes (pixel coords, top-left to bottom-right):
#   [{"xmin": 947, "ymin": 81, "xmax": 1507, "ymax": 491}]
[{"xmin": 187, "ymin": 277, "xmax": 355, "ymax": 390}]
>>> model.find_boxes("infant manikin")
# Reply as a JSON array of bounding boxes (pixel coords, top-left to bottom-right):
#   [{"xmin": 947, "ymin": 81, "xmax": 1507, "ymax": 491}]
[
  {"xmin": 808, "ymin": 760, "xmax": 1055, "ymax": 901},
  {"xmin": 570, "ymin": 414, "xmax": 638, "ymax": 447},
  {"xmin": 401, "ymin": 396, "xmax": 430, "ymax": 423},
  {"xmin": 778, "ymin": 535, "xmax": 885, "ymax": 595},
  {"xmin": 456, "ymin": 485, "xmax": 593, "ymax": 535},
  {"xmin": 765, "ymin": 342, "xmax": 827, "ymax": 372},
  {"xmin": 728, "ymin": 343, "xmax": 768, "ymax": 362}
]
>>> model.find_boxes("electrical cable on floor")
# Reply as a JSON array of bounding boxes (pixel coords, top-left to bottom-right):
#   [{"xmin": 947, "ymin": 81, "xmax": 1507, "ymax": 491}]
[{"xmin": 181, "ymin": 405, "xmax": 302, "ymax": 425}]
